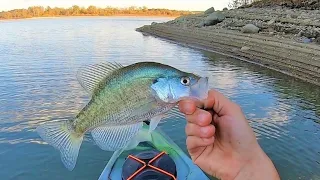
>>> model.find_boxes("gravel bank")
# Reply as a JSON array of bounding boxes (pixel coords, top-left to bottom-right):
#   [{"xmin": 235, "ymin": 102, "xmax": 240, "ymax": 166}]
[{"xmin": 136, "ymin": 7, "xmax": 320, "ymax": 86}]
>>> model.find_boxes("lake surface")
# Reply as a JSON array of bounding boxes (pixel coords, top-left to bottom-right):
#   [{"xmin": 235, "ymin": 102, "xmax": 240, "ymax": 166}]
[{"xmin": 0, "ymin": 17, "xmax": 319, "ymax": 180}]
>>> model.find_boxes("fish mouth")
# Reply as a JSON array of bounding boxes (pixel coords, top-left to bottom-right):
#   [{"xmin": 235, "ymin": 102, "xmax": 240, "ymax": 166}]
[{"xmin": 190, "ymin": 76, "xmax": 209, "ymax": 100}]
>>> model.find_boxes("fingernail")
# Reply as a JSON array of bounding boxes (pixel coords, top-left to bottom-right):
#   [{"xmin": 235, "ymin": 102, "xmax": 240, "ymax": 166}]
[{"xmin": 198, "ymin": 112, "xmax": 210, "ymax": 126}]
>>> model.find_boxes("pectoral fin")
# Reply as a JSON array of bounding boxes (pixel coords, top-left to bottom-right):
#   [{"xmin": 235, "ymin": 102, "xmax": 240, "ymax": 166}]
[
  {"xmin": 149, "ymin": 115, "xmax": 166, "ymax": 132},
  {"xmin": 125, "ymin": 125, "xmax": 152, "ymax": 150},
  {"xmin": 91, "ymin": 122, "xmax": 143, "ymax": 151},
  {"xmin": 149, "ymin": 106, "xmax": 185, "ymax": 132}
]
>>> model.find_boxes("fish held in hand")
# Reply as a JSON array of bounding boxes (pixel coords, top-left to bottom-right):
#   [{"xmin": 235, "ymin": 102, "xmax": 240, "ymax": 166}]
[{"xmin": 36, "ymin": 61, "xmax": 209, "ymax": 170}]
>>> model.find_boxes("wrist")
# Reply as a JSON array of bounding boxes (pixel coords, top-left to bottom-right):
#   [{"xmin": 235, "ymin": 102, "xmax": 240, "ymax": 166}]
[{"xmin": 234, "ymin": 147, "xmax": 280, "ymax": 180}]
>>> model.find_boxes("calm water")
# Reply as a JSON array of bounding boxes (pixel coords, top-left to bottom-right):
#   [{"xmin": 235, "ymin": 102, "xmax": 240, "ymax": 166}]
[{"xmin": 0, "ymin": 17, "xmax": 319, "ymax": 180}]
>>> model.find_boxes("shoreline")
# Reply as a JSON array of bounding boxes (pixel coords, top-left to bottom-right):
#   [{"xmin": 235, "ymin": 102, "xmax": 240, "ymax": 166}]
[{"xmin": 136, "ymin": 7, "xmax": 320, "ymax": 86}]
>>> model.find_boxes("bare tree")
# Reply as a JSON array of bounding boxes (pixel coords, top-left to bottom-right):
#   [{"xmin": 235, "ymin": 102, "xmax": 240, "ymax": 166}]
[
  {"xmin": 228, "ymin": 0, "xmax": 260, "ymax": 9},
  {"xmin": 228, "ymin": 0, "xmax": 241, "ymax": 9}
]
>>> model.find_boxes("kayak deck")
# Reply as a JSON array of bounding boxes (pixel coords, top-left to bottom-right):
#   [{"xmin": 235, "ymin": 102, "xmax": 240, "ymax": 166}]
[{"xmin": 98, "ymin": 124, "xmax": 209, "ymax": 180}]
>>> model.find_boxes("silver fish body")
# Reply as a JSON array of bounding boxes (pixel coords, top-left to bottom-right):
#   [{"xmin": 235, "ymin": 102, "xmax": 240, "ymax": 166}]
[
  {"xmin": 36, "ymin": 61, "xmax": 209, "ymax": 170},
  {"xmin": 73, "ymin": 62, "xmax": 180, "ymax": 132}
]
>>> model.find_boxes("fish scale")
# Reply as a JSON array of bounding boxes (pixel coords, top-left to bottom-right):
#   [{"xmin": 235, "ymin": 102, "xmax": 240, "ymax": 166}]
[{"xmin": 73, "ymin": 80, "xmax": 151, "ymax": 130}]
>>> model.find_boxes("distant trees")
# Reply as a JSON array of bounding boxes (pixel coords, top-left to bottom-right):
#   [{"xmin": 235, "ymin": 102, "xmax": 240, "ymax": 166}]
[
  {"xmin": 87, "ymin": 6, "xmax": 98, "ymax": 15},
  {"xmin": 0, "ymin": 5, "xmax": 193, "ymax": 19},
  {"xmin": 28, "ymin": 6, "xmax": 44, "ymax": 16}
]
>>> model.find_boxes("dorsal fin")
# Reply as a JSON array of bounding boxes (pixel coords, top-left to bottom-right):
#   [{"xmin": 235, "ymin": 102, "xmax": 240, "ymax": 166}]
[{"xmin": 76, "ymin": 62, "xmax": 123, "ymax": 94}]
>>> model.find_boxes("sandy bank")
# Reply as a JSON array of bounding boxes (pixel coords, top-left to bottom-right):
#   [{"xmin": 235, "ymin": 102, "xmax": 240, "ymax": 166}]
[{"xmin": 136, "ymin": 7, "xmax": 320, "ymax": 86}]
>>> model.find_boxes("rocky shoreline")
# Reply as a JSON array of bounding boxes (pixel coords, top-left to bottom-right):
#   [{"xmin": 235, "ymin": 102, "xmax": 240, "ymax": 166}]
[{"xmin": 136, "ymin": 6, "xmax": 320, "ymax": 86}]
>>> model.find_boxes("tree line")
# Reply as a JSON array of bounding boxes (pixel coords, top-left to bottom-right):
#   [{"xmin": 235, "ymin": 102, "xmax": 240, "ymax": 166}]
[{"xmin": 0, "ymin": 6, "xmax": 194, "ymax": 19}]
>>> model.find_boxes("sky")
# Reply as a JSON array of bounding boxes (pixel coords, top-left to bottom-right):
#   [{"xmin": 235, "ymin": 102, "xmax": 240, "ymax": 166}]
[{"xmin": 0, "ymin": 0, "xmax": 230, "ymax": 11}]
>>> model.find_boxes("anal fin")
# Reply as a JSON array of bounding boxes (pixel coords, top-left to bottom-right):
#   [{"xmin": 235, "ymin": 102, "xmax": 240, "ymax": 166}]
[{"xmin": 91, "ymin": 122, "xmax": 143, "ymax": 151}]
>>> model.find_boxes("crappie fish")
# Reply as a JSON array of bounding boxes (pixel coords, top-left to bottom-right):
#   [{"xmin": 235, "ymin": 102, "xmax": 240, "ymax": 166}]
[{"xmin": 36, "ymin": 61, "xmax": 209, "ymax": 170}]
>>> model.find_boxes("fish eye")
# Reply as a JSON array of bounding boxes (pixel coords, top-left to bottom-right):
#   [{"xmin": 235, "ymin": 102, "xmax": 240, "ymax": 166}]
[{"xmin": 180, "ymin": 77, "xmax": 190, "ymax": 86}]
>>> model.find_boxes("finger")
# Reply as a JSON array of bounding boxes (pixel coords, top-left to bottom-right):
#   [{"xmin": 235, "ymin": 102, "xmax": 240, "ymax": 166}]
[
  {"xmin": 185, "ymin": 123, "xmax": 215, "ymax": 138},
  {"xmin": 207, "ymin": 109, "xmax": 215, "ymax": 120},
  {"xmin": 204, "ymin": 89, "xmax": 241, "ymax": 117},
  {"xmin": 178, "ymin": 100, "xmax": 197, "ymax": 115},
  {"xmin": 213, "ymin": 113, "xmax": 219, "ymax": 125},
  {"xmin": 186, "ymin": 136, "xmax": 215, "ymax": 150},
  {"xmin": 185, "ymin": 108, "xmax": 212, "ymax": 126}
]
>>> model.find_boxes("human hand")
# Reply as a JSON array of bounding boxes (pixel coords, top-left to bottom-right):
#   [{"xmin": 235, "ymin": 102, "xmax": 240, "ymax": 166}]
[{"xmin": 178, "ymin": 89, "xmax": 280, "ymax": 180}]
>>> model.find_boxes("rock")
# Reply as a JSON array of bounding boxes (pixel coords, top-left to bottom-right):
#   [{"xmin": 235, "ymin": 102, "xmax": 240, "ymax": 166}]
[
  {"xmin": 302, "ymin": 19, "xmax": 312, "ymax": 25},
  {"xmin": 223, "ymin": 7, "xmax": 228, "ymax": 11},
  {"xmin": 302, "ymin": 29, "xmax": 319, "ymax": 38},
  {"xmin": 285, "ymin": 10, "xmax": 292, "ymax": 14},
  {"xmin": 241, "ymin": 24, "xmax": 260, "ymax": 33},
  {"xmin": 204, "ymin": 12, "xmax": 226, "ymax": 26},
  {"xmin": 285, "ymin": 25, "xmax": 300, "ymax": 34},
  {"xmin": 231, "ymin": 48, "xmax": 238, "ymax": 52},
  {"xmin": 269, "ymin": 32, "xmax": 275, "ymax": 35},
  {"xmin": 141, "ymin": 32, "xmax": 149, "ymax": 36},
  {"xmin": 250, "ymin": 0, "xmax": 320, "ymax": 10},
  {"xmin": 316, "ymin": 37, "xmax": 320, "ymax": 45},
  {"xmin": 173, "ymin": 16, "xmax": 185, "ymax": 23},
  {"xmin": 204, "ymin": 7, "xmax": 215, "ymax": 15},
  {"xmin": 267, "ymin": 18, "xmax": 276, "ymax": 26},
  {"xmin": 241, "ymin": 46, "xmax": 250, "ymax": 51},
  {"xmin": 297, "ymin": 30, "xmax": 303, "ymax": 37},
  {"xmin": 196, "ymin": 21, "xmax": 205, "ymax": 28},
  {"xmin": 151, "ymin": 22, "xmax": 157, "ymax": 25}
]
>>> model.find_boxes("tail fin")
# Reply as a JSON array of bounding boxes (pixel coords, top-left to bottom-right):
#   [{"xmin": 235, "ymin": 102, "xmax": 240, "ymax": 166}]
[{"xmin": 36, "ymin": 121, "xmax": 83, "ymax": 171}]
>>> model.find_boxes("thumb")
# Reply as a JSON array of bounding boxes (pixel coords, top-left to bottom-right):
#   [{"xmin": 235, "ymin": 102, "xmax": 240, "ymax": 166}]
[{"xmin": 203, "ymin": 89, "xmax": 243, "ymax": 118}]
